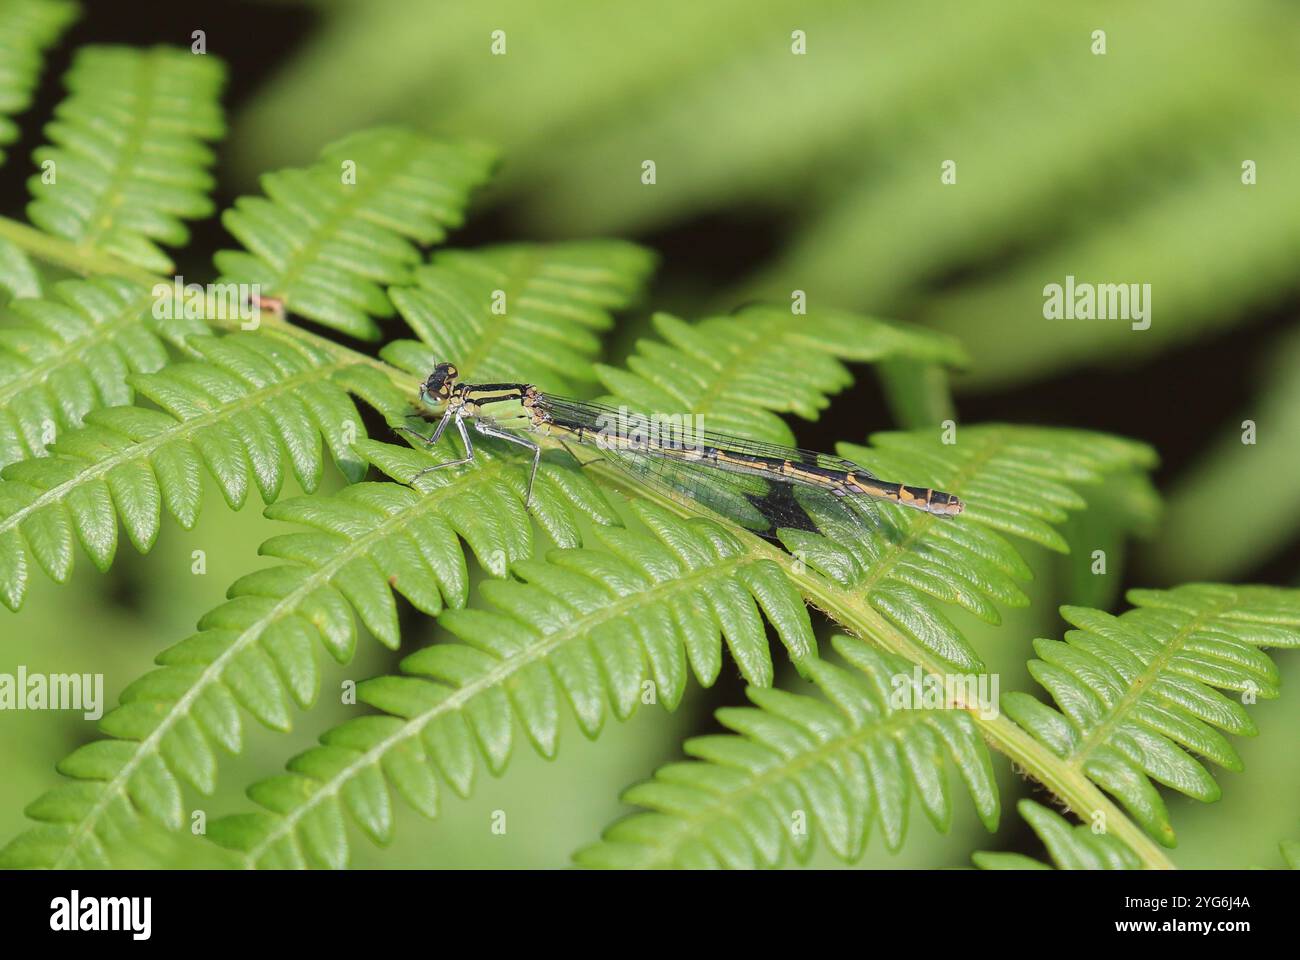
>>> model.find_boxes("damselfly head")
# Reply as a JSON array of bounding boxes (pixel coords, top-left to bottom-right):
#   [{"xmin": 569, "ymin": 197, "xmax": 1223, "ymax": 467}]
[{"xmin": 423, "ymin": 362, "xmax": 459, "ymax": 401}]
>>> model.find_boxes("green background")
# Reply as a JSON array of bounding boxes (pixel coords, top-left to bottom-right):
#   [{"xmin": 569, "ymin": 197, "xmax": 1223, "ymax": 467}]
[{"xmin": 1, "ymin": 0, "xmax": 1296, "ymax": 868}]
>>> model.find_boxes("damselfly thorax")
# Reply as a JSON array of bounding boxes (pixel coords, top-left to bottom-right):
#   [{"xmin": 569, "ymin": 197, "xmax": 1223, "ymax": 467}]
[{"xmin": 397, "ymin": 362, "xmax": 963, "ymax": 543}]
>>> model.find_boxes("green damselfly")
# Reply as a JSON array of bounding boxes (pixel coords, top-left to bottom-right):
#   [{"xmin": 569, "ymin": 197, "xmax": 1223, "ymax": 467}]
[{"xmin": 397, "ymin": 363, "xmax": 963, "ymax": 541}]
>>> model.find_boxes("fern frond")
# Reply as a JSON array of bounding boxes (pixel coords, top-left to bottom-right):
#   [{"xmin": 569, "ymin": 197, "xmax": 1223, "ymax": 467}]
[
  {"xmin": 773, "ymin": 426, "xmax": 1158, "ymax": 671},
  {"xmin": 381, "ymin": 241, "xmax": 656, "ymax": 393},
  {"xmin": 0, "ymin": 234, "xmax": 42, "ymax": 301},
  {"xmin": 575, "ymin": 637, "xmax": 998, "ymax": 868},
  {"xmin": 204, "ymin": 499, "xmax": 817, "ymax": 868},
  {"xmin": 1002, "ymin": 584, "xmax": 1300, "ymax": 847},
  {"xmin": 27, "ymin": 45, "xmax": 224, "ymax": 273},
  {"xmin": 0, "ymin": 437, "xmax": 618, "ymax": 868},
  {"xmin": 214, "ymin": 127, "xmax": 495, "ymax": 340},
  {"xmin": 0, "ymin": 0, "xmax": 77, "ymax": 167},
  {"xmin": 0, "ymin": 231, "xmax": 655, "ymax": 606},
  {"xmin": 0, "ymin": 276, "xmax": 210, "ymax": 468},
  {"xmin": 973, "ymin": 799, "xmax": 1140, "ymax": 870},
  {"xmin": 0, "ymin": 330, "xmax": 371, "ymax": 610},
  {"xmin": 597, "ymin": 305, "xmax": 967, "ymax": 445}
]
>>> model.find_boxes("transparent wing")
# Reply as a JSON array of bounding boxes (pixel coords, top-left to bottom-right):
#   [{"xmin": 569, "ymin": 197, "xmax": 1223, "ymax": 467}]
[
  {"xmin": 538, "ymin": 395, "xmax": 875, "ymax": 474},
  {"xmin": 539, "ymin": 394, "xmax": 890, "ymax": 542}
]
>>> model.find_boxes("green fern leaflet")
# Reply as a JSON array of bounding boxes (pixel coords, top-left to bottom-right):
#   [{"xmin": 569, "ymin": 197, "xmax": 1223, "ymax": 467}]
[
  {"xmin": 28, "ymin": 45, "xmax": 225, "ymax": 273},
  {"xmin": 0, "ymin": 331, "xmax": 370, "ymax": 610},
  {"xmin": 0, "ymin": 276, "xmax": 209, "ymax": 468},
  {"xmin": 215, "ymin": 128, "xmax": 495, "ymax": 340},
  {"xmin": 576, "ymin": 637, "xmax": 999, "ymax": 869},
  {"xmin": 1003, "ymin": 584, "xmax": 1300, "ymax": 847},
  {"xmin": 974, "ymin": 800, "xmax": 1141, "ymax": 870}
]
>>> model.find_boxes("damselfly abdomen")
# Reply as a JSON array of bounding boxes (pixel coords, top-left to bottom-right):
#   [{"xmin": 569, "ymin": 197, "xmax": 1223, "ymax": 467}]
[{"xmin": 397, "ymin": 362, "xmax": 963, "ymax": 542}]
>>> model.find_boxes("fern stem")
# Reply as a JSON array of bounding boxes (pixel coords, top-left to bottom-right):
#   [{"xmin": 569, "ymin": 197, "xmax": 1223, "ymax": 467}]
[
  {"xmin": 0, "ymin": 212, "xmax": 416, "ymax": 392},
  {"xmin": 243, "ymin": 316, "xmax": 420, "ymax": 390},
  {"xmin": 774, "ymin": 577, "xmax": 1178, "ymax": 868},
  {"xmin": 0, "ymin": 215, "xmax": 159, "ymax": 286}
]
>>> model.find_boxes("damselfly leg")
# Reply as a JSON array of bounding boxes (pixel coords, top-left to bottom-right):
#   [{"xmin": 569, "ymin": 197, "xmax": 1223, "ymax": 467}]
[
  {"xmin": 473, "ymin": 419, "xmax": 542, "ymax": 504},
  {"xmin": 402, "ymin": 410, "xmax": 543, "ymax": 505},
  {"xmin": 395, "ymin": 408, "xmax": 452, "ymax": 447},
  {"xmin": 410, "ymin": 413, "xmax": 474, "ymax": 479}
]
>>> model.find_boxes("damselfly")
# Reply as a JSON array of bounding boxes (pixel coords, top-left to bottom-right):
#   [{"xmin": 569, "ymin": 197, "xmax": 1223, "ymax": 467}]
[{"xmin": 397, "ymin": 363, "xmax": 963, "ymax": 542}]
